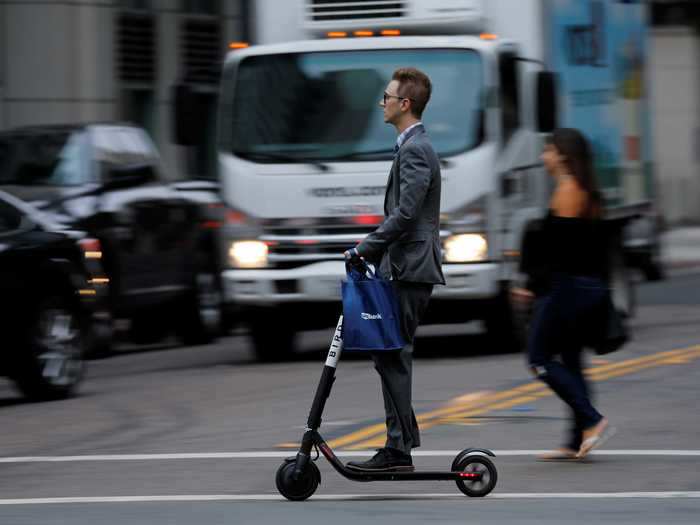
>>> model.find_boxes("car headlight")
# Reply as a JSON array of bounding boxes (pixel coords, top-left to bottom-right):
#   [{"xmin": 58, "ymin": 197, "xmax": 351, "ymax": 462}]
[
  {"xmin": 444, "ymin": 234, "xmax": 488, "ymax": 263},
  {"xmin": 229, "ymin": 240, "xmax": 268, "ymax": 268}
]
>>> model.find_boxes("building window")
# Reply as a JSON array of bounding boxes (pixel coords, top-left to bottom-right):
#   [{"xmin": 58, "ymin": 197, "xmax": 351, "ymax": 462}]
[
  {"xmin": 182, "ymin": 0, "xmax": 221, "ymax": 15},
  {"xmin": 181, "ymin": 18, "xmax": 222, "ymax": 85},
  {"xmin": 116, "ymin": 12, "xmax": 156, "ymax": 85}
]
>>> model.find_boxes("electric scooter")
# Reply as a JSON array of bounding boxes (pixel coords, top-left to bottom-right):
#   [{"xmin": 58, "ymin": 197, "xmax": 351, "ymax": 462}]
[{"xmin": 275, "ymin": 315, "xmax": 498, "ymax": 501}]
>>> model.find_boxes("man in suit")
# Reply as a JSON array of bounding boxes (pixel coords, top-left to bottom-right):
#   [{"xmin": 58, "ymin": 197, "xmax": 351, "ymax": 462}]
[{"xmin": 344, "ymin": 67, "xmax": 445, "ymax": 472}]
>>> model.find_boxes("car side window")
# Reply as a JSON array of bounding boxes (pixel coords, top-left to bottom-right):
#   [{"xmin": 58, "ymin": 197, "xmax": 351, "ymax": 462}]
[
  {"xmin": 0, "ymin": 200, "xmax": 24, "ymax": 234},
  {"xmin": 46, "ymin": 131, "xmax": 92, "ymax": 186},
  {"xmin": 0, "ymin": 131, "xmax": 91, "ymax": 186}
]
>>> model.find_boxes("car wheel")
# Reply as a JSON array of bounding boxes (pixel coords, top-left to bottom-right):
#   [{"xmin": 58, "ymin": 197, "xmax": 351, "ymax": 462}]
[
  {"xmin": 14, "ymin": 295, "xmax": 86, "ymax": 401},
  {"xmin": 176, "ymin": 269, "xmax": 224, "ymax": 346}
]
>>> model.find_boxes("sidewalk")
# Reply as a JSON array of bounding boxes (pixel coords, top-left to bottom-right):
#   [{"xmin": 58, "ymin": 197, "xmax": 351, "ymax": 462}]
[{"xmin": 662, "ymin": 226, "xmax": 700, "ymax": 271}]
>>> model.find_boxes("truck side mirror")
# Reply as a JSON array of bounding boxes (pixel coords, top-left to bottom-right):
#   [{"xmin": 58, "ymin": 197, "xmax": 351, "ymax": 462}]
[
  {"xmin": 172, "ymin": 83, "xmax": 206, "ymax": 146},
  {"xmin": 536, "ymin": 72, "xmax": 558, "ymax": 133}
]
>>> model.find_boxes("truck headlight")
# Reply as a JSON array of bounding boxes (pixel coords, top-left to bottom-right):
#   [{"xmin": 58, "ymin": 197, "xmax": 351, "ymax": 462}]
[
  {"xmin": 229, "ymin": 240, "xmax": 268, "ymax": 268},
  {"xmin": 444, "ymin": 234, "xmax": 488, "ymax": 262}
]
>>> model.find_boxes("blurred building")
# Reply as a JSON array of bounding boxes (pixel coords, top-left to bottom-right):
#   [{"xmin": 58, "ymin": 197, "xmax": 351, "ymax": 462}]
[
  {"xmin": 651, "ymin": 0, "xmax": 700, "ymax": 225},
  {"xmin": 0, "ymin": 0, "xmax": 250, "ymax": 180}
]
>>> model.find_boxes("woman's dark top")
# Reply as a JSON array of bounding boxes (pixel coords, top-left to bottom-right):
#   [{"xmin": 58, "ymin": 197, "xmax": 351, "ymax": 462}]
[{"xmin": 520, "ymin": 211, "xmax": 608, "ymax": 296}]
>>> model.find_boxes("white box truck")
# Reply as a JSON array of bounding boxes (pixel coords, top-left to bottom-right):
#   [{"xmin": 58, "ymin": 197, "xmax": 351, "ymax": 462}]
[{"xmin": 209, "ymin": 0, "xmax": 660, "ymax": 360}]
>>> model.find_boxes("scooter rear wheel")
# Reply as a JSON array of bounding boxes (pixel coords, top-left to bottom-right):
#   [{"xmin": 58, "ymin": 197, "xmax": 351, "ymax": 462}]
[
  {"xmin": 275, "ymin": 459, "xmax": 320, "ymax": 501},
  {"xmin": 453, "ymin": 455, "xmax": 497, "ymax": 497}
]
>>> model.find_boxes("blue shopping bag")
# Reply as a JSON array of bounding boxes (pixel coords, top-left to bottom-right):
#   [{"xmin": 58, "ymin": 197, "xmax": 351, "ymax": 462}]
[{"xmin": 341, "ymin": 262, "xmax": 405, "ymax": 351}]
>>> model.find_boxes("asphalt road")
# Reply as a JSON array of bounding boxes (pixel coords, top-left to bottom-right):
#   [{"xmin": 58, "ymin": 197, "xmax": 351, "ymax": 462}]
[{"xmin": 0, "ymin": 272, "xmax": 698, "ymax": 524}]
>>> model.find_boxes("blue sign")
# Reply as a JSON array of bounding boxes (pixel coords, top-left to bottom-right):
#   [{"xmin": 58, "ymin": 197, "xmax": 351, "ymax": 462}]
[{"xmin": 551, "ymin": 0, "xmax": 651, "ymax": 204}]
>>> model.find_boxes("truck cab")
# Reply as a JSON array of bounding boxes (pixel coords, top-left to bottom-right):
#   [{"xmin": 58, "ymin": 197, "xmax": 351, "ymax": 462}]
[{"xmin": 213, "ymin": 0, "xmax": 656, "ymax": 360}]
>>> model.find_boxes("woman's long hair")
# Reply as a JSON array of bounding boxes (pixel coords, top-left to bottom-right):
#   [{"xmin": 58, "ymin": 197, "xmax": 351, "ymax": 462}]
[{"xmin": 548, "ymin": 128, "xmax": 603, "ymax": 218}]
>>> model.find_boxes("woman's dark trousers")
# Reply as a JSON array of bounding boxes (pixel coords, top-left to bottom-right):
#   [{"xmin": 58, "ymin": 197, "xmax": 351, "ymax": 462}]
[{"xmin": 527, "ymin": 275, "xmax": 606, "ymax": 450}]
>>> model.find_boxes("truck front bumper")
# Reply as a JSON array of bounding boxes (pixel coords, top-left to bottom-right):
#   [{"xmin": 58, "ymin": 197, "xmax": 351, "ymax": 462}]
[{"xmin": 222, "ymin": 261, "xmax": 501, "ymax": 305}]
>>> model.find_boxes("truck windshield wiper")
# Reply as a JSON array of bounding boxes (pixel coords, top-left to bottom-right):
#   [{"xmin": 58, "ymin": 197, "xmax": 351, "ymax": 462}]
[{"xmin": 234, "ymin": 151, "xmax": 330, "ymax": 172}]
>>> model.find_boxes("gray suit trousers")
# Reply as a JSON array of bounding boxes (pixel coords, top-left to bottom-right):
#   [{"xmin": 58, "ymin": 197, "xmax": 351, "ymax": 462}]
[{"xmin": 371, "ymin": 281, "xmax": 433, "ymax": 454}]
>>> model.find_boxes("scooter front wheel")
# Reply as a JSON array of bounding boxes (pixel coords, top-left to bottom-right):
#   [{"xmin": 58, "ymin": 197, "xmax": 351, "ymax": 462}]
[
  {"xmin": 275, "ymin": 459, "xmax": 321, "ymax": 501},
  {"xmin": 453, "ymin": 455, "xmax": 497, "ymax": 497}
]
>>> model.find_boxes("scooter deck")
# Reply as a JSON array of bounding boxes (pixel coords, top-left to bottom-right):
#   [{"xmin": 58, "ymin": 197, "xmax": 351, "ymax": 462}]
[
  {"xmin": 316, "ymin": 442, "xmax": 483, "ymax": 482},
  {"xmin": 336, "ymin": 468, "xmax": 482, "ymax": 482}
]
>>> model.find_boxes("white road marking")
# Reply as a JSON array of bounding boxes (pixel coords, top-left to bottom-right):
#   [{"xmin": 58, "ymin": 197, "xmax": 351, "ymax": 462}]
[
  {"xmin": 0, "ymin": 450, "xmax": 699, "ymax": 464},
  {"xmin": 0, "ymin": 492, "xmax": 700, "ymax": 505}
]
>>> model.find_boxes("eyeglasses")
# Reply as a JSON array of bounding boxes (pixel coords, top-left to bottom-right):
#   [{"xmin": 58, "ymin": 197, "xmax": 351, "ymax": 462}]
[{"xmin": 382, "ymin": 92, "xmax": 413, "ymax": 105}]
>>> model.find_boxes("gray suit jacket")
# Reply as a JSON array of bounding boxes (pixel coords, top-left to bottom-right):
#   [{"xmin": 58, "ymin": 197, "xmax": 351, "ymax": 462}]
[{"xmin": 357, "ymin": 125, "xmax": 446, "ymax": 285}]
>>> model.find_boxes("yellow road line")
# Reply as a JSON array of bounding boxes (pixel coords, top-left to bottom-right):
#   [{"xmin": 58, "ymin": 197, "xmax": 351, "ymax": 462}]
[
  {"xmin": 590, "ymin": 347, "xmax": 700, "ymax": 382},
  {"xmin": 327, "ymin": 384, "xmax": 548, "ymax": 449},
  {"xmin": 326, "ymin": 344, "xmax": 700, "ymax": 450},
  {"xmin": 324, "ymin": 386, "xmax": 545, "ymax": 449},
  {"xmin": 585, "ymin": 346, "xmax": 700, "ymax": 377},
  {"xmin": 587, "ymin": 345, "xmax": 700, "ymax": 380},
  {"xmin": 346, "ymin": 392, "xmax": 554, "ymax": 449}
]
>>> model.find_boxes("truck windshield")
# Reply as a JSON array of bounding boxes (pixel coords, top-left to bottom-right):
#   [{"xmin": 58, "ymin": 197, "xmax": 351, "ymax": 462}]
[{"xmin": 220, "ymin": 49, "xmax": 484, "ymax": 162}]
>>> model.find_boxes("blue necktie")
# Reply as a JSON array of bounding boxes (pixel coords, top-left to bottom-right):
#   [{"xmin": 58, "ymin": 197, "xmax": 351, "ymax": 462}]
[{"xmin": 393, "ymin": 143, "xmax": 400, "ymax": 155}]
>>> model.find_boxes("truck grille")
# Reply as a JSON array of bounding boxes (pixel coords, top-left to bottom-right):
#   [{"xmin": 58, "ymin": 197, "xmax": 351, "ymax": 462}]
[
  {"xmin": 307, "ymin": 0, "xmax": 408, "ymax": 22},
  {"xmin": 261, "ymin": 221, "xmax": 377, "ymax": 268}
]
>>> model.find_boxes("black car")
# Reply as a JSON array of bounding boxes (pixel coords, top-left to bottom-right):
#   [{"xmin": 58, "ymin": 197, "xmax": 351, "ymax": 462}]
[
  {"xmin": 0, "ymin": 124, "xmax": 224, "ymax": 351},
  {"xmin": 0, "ymin": 191, "xmax": 108, "ymax": 400}
]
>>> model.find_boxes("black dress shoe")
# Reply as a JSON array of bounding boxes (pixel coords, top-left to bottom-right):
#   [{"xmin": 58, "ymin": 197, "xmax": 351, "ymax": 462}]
[{"xmin": 346, "ymin": 448, "xmax": 414, "ymax": 472}]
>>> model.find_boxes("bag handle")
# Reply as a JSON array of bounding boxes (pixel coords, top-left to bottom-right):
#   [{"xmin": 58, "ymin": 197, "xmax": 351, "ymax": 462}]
[{"xmin": 345, "ymin": 260, "xmax": 376, "ymax": 281}]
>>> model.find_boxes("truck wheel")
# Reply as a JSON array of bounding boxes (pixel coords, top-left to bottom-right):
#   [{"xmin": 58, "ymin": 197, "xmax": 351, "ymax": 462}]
[
  {"xmin": 176, "ymin": 270, "xmax": 224, "ymax": 346},
  {"xmin": 484, "ymin": 288, "xmax": 523, "ymax": 354},
  {"xmin": 249, "ymin": 311, "xmax": 296, "ymax": 362},
  {"xmin": 13, "ymin": 295, "xmax": 86, "ymax": 401}
]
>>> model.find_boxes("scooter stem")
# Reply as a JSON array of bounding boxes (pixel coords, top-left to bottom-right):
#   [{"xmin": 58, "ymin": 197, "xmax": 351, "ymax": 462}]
[
  {"xmin": 294, "ymin": 316, "xmax": 344, "ymax": 480},
  {"xmin": 305, "ymin": 315, "xmax": 344, "ymax": 430}
]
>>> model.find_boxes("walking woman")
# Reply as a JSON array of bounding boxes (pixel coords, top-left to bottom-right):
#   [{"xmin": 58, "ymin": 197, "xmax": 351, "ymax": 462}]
[{"xmin": 512, "ymin": 128, "xmax": 612, "ymax": 460}]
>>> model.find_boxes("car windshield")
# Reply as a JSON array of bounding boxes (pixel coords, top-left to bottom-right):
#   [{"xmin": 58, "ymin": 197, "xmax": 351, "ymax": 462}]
[
  {"xmin": 0, "ymin": 130, "xmax": 92, "ymax": 186},
  {"xmin": 219, "ymin": 49, "xmax": 484, "ymax": 163}
]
